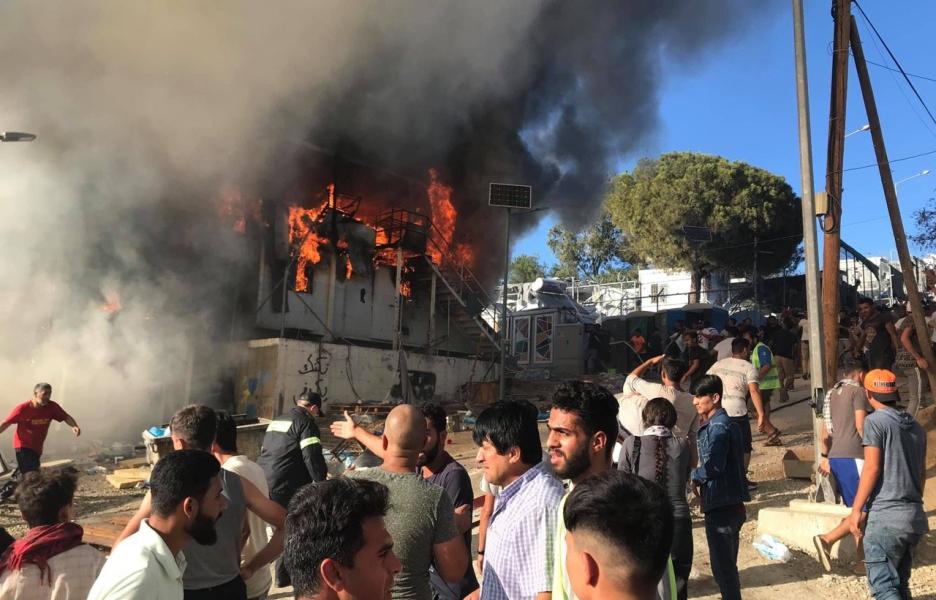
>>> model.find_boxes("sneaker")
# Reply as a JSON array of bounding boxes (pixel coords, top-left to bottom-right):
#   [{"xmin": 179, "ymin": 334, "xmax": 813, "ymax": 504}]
[{"xmin": 813, "ymin": 535, "xmax": 832, "ymax": 572}]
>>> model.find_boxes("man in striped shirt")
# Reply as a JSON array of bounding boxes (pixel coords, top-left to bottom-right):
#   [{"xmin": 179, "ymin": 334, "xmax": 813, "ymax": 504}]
[{"xmin": 474, "ymin": 400, "xmax": 564, "ymax": 600}]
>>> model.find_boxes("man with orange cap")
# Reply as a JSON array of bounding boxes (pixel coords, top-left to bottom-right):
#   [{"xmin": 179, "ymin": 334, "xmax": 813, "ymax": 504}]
[{"xmin": 848, "ymin": 369, "xmax": 928, "ymax": 599}]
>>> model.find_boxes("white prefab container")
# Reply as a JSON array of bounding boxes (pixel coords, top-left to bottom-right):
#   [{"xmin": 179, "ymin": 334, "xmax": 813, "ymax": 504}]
[
  {"xmin": 142, "ymin": 418, "xmax": 270, "ymax": 465},
  {"xmin": 233, "ymin": 338, "xmax": 492, "ymax": 418}
]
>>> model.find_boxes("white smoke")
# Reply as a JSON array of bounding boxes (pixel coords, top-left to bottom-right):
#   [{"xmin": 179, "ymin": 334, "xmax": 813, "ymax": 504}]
[{"xmin": 0, "ymin": 1, "xmax": 764, "ymax": 446}]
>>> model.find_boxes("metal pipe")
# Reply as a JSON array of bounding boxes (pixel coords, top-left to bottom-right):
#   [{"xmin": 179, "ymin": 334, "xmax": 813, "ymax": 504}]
[{"xmin": 500, "ymin": 209, "xmax": 511, "ymax": 401}]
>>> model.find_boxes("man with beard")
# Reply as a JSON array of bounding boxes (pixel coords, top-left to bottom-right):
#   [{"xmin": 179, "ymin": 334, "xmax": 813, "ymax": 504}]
[
  {"xmin": 547, "ymin": 381, "xmax": 619, "ymax": 600},
  {"xmin": 115, "ymin": 406, "xmax": 286, "ymax": 600},
  {"xmin": 419, "ymin": 403, "xmax": 478, "ymax": 600},
  {"xmin": 89, "ymin": 450, "xmax": 227, "ymax": 599}
]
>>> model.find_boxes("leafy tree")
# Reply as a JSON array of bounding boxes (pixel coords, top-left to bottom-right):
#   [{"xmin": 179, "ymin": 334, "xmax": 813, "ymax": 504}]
[
  {"xmin": 546, "ymin": 211, "xmax": 634, "ymax": 281},
  {"xmin": 911, "ymin": 199, "xmax": 936, "ymax": 249},
  {"xmin": 606, "ymin": 152, "xmax": 802, "ymax": 301},
  {"xmin": 509, "ymin": 254, "xmax": 547, "ymax": 283}
]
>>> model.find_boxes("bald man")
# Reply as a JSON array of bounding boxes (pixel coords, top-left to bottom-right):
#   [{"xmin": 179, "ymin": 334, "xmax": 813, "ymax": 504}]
[{"xmin": 336, "ymin": 406, "xmax": 467, "ymax": 600}]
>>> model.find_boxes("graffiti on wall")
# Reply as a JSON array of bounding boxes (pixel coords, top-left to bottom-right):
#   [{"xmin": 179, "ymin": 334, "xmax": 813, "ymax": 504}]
[
  {"xmin": 240, "ymin": 371, "xmax": 271, "ymax": 409},
  {"xmin": 390, "ymin": 370, "xmax": 437, "ymax": 403},
  {"xmin": 295, "ymin": 347, "xmax": 332, "ymax": 403}
]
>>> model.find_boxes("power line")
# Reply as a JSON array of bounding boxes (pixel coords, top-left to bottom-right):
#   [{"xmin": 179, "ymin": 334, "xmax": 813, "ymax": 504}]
[
  {"xmin": 829, "ymin": 41, "xmax": 936, "ymax": 84},
  {"xmin": 839, "ymin": 147, "xmax": 936, "ymax": 173},
  {"xmin": 855, "ymin": 14, "xmax": 936, "ymax": 140},
  {"xmin": 862, "ymin": 56, "xmax": 936, "ymax": 84},
  {"xmin": 853, "ymin": 1, "xmax": 936, "ymax": 129}
]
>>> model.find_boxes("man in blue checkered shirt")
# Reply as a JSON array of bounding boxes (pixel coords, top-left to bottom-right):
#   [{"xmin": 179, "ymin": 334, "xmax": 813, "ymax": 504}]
[{"xmin": 474, "ymin": 400, "xmax": 564, "ymax": 600}]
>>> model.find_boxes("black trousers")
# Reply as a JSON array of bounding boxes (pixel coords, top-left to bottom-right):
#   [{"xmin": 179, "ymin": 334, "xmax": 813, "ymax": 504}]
[
  {"xmin": 671, "ymin": 516, "xmax": 694, "ymax": 600},
  {"xmin": 184, "ymin": 576, "xmax": 247, "ymax": 600},
  {"xmin": 15, "ymin": 448, "xmax": 41, "ymax": 475}
]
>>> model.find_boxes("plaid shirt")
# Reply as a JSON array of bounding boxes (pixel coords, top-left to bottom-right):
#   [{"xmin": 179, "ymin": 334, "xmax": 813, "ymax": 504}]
[{"xmin": 481, "ymin": 462, "xmax": 565, "ymax": 600}]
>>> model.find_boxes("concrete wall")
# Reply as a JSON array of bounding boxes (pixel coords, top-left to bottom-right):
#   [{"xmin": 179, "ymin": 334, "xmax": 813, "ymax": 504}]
[{"xmin": 234, "ymin": 338, "xmax": 493, "ymax": 418}]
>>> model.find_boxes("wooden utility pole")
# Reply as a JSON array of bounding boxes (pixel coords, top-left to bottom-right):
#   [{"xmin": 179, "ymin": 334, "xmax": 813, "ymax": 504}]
[
  {"xmin": 821, "ymin": 0, "xmax": 851, "ymax": 386},
  {"xmin": 850, "ymin": 18, "xmax": 936, "ymax": 407}
]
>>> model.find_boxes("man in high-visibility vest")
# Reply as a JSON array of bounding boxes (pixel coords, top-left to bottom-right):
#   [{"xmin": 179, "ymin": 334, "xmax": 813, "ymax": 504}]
[
  {"xmin": 744, "ymin": 330, "xmax": 783, "ymax": 447},
  {"xmin": 258, "ymin": 391, "xmax": 328, "ymax": 587}
]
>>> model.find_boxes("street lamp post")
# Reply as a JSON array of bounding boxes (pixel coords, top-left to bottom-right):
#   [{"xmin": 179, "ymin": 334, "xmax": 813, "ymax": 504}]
[
  {"xmin": 489, "ymin": 183, "xmax": 534, "ymax": 401},
  {"xmin": 894, "ymin": 169, "xmax": 931, "ymax": 187},
  {"xmin": 0, "ymin": 132, "xmax": 37, "ymax": 142},
  {"xmin": 844, "ymin": 124, "xmax": 870, "ymax": 138}
]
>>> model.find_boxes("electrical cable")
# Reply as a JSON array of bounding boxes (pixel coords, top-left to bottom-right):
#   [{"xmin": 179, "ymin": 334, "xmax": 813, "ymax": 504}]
[
  {"xmin": 855, "ymin": 12, "xmax": 936, "ymax": 140},
  {"xmin": 833, "ymin": 147, "xmax": 936, "ymax": 174},
  {"xmin": 827, "ymin": 40, "xmax": 936, "ymax": 85},
  {"xmin": 852, "ymin": 1, "xmax": 936, "ymax": 130}
]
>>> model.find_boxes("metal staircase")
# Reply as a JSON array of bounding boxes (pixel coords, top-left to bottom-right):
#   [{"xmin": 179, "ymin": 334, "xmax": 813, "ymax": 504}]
[
  {"xmin": 376, "ymin": 208, "xmax": 501, "ymax": 356},
  {"xmin": 422, "ymin": 255, "xmax": 500, "ymax": 354}
]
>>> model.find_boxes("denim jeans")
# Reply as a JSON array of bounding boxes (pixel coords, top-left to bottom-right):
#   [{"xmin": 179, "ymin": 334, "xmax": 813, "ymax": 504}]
[
  {"xmin": 864, "ymin": 521, "xmax": 922, "ymax": 600},
  {"xmin": 704, "ymin": 504, "xmax": 746, "ymax": 600}
]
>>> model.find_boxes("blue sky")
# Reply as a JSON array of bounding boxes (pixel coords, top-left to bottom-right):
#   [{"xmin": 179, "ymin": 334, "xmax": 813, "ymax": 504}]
[{"xmin": 515, "ymin": 1, "xmax": 936, "ymax": 270}]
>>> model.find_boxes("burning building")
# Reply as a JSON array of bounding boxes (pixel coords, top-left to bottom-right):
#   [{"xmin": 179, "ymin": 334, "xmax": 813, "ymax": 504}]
[{"xmin": 233, "ymin": 157, "xmax": 500, "ymax": 417}]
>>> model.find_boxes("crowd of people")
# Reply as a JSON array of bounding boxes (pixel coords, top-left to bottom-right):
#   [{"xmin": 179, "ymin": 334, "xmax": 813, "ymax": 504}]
[{"xmin": 0, "ymin": 297, "xmax": 928, "ymax": 600}]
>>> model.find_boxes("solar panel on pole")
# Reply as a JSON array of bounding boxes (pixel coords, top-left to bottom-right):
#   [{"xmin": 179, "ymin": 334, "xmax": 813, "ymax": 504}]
[{"xmin": 489, "ymin": 183, "xmax": 532, "ymax": 209}]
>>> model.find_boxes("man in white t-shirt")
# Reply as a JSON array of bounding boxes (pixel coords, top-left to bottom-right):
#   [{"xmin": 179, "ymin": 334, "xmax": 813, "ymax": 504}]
[
  {"xmin": 712, "ymin": 326, "xmax": 739, "ymax": 362},
  {"xmin": 615, "ymin": 355, "xmax": 699, "ymax": 466},
  {"xmin": 215, "ymin": 412, "xmax": 273, "ymax": 600},
  {"xmin": 706, "ymin": 337, "xmax": 777, "ymax": 489}
]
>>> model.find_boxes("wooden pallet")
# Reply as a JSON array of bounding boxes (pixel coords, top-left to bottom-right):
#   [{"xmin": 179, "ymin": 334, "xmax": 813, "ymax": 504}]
[
  {"xmin": 80, "ymin": 513, "xmax": 132, "ymax": 550},
  {"xmin": 105, "ymin": 467, "xmax": 151, "ymax": 489}
]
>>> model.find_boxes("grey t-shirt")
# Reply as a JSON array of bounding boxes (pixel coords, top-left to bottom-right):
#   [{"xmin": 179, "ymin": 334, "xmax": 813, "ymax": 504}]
[
  {"xmin": 183, "ymin": 468, "xmax": 246, "ymax": 590},
  {"xmin": 348, "ymin": 468, "xmax": 459, "ymax": 600},
  {"xmin": 863, "ymin": 407, "xmax": 929, "ymax": 533},
  {"xmin": 619, "ymin": 435, "xmax": 691, "ymax": 519},
  {"xmin": 828, "ymin": 384, "xmax": 870, "ymax": 459}
]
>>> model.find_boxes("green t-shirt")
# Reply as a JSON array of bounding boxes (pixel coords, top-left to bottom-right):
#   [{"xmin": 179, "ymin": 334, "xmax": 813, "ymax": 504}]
[{"xmin": 348, "ymin": 468, "xmax": 458, "ymax": 600}]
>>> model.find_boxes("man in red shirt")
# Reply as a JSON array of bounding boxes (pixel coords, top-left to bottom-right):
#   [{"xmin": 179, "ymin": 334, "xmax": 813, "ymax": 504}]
[{"xmin": 0, "ymin": 383, "xmax": 81, "ymax": 476}]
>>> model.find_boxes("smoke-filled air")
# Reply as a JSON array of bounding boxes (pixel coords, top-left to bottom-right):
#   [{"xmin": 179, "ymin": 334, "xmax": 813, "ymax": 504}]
[{"xmin": 0, "ymin": 1, "xmax": 764, "ymax": 444}]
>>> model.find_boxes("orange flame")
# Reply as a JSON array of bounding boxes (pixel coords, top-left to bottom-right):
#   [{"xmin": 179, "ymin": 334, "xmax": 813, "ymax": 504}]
[
  {"xmin": 288, "ymin": 203, "xmax": 328, "ymax": 292},
  {"xmin": 99, "ymin": 292, "xmax": 122, "ymax": 315},
  {"xmin": 427, "ymin": 169, "xmax": 455, "ymax": 265},
  {"xmin": 216, "ymin": 187, "xmax": 261, "ymax": 234},
  {"xmin": 284, "ymin": 176, "xmax": 475, "ymax": 293},
  {"xmin": 337, "ymin": 238, "xmax": 353, "ymax": 280}
]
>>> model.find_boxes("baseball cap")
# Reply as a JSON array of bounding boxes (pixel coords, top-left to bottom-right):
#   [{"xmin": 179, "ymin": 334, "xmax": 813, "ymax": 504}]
[{"xmin": 864, "ymin": 369, "xmax": 900, "ymax": 404}]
